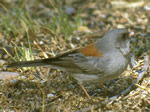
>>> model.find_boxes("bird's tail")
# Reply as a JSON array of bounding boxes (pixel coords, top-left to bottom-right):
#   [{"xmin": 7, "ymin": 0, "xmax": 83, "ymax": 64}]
[{"xmin": 7, "ymin": 59, "xmax": 48, "ymax": 68}]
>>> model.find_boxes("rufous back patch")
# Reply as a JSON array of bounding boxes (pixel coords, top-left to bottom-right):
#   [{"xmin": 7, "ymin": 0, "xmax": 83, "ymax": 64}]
[{"xmin": 79, "ymin": 44, "xmax": 103, "ymax": 57}]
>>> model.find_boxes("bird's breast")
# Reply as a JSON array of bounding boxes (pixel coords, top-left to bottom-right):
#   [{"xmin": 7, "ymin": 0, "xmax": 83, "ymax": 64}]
[{"xmin": 99, "ymin": 52, "xmax": 129, "ymax": 82}]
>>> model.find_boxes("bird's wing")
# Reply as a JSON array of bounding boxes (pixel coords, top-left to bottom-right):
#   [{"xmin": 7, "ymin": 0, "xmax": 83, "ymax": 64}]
[
  {"xmin": 72, "ymin": 53, "xmax": 110, "ymax": 74},
  {"xmin": 44, "ymin": 44, "xmax": 107, "ymax": 74}
]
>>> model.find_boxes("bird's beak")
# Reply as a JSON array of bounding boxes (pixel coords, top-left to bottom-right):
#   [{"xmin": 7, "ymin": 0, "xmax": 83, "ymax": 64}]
[{"xmin": 129, "ymin": 31, "xmax": 135, "ymax": 38}]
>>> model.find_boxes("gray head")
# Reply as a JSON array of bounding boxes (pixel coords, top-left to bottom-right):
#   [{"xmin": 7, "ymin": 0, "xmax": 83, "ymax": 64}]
[{"xmin": 96, "ymin": 28, "xmax": 130, "ymax": 55}]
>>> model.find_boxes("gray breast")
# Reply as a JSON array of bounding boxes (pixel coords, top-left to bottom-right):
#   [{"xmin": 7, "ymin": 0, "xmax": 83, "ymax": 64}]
[{"xmin": 97, "ymin": 52, "xmax": 129, "ymax": 83}]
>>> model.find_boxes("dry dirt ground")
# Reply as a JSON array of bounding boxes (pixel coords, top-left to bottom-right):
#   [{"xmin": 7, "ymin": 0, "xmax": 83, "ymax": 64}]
[{"xmin": 0, "ymin": 0, "xmax": 150, "ymax": 111}]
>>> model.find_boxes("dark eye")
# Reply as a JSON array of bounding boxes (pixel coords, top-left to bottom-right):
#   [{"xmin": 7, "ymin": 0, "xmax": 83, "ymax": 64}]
[{"xmin": 121, "ymin": 33, "xmax": 128, "ymax": 39}]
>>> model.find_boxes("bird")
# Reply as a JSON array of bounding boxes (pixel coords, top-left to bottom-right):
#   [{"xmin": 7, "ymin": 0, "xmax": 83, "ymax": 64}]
[{"xmin": 7, "ymin": 28, "xmax": 131, "ymax": 99}]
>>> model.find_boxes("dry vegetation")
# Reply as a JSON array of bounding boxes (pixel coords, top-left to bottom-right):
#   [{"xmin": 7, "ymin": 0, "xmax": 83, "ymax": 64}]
[{"xmin": 0, "ymin": 0, "xmax": 150, "ymax": 111}]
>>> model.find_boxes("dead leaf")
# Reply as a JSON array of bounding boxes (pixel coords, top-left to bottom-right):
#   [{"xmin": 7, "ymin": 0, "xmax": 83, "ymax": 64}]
[{"xmin": 77, "ymin": 26, "xmax": 91, "ymax": 32}]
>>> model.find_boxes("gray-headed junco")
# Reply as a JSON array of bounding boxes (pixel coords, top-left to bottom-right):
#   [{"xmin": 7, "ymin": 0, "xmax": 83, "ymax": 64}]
[{"xmin": 8, "ymin": 28, "xmax": 131, "ymax": 99}]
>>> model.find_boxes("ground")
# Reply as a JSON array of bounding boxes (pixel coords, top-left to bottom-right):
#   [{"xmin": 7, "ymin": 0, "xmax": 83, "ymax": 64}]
[{"xmin": 0, "ymin": 0, "xmax": 150, "ymax": 111}]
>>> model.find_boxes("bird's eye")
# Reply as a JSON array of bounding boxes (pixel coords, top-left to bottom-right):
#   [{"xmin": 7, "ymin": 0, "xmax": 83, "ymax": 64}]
[{"xmin": 121, "ymin": 33, "xmax": 128, "ymax": 39}]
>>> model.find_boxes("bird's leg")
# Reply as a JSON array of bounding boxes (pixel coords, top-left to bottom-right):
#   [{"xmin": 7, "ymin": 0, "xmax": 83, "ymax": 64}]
[{"xmin": 79, "ymin": 84, "xmax": 91, "ymax": 99}]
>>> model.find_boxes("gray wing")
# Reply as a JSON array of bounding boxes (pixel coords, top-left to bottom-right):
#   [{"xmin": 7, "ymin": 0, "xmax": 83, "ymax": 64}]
[
  {"xmin": 71, "ymin": 53, "xmax": 109, "ymax": 74},
  {"xmin": 43, "ymin": 52, "xmax": 109, "ymax": 74}
]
